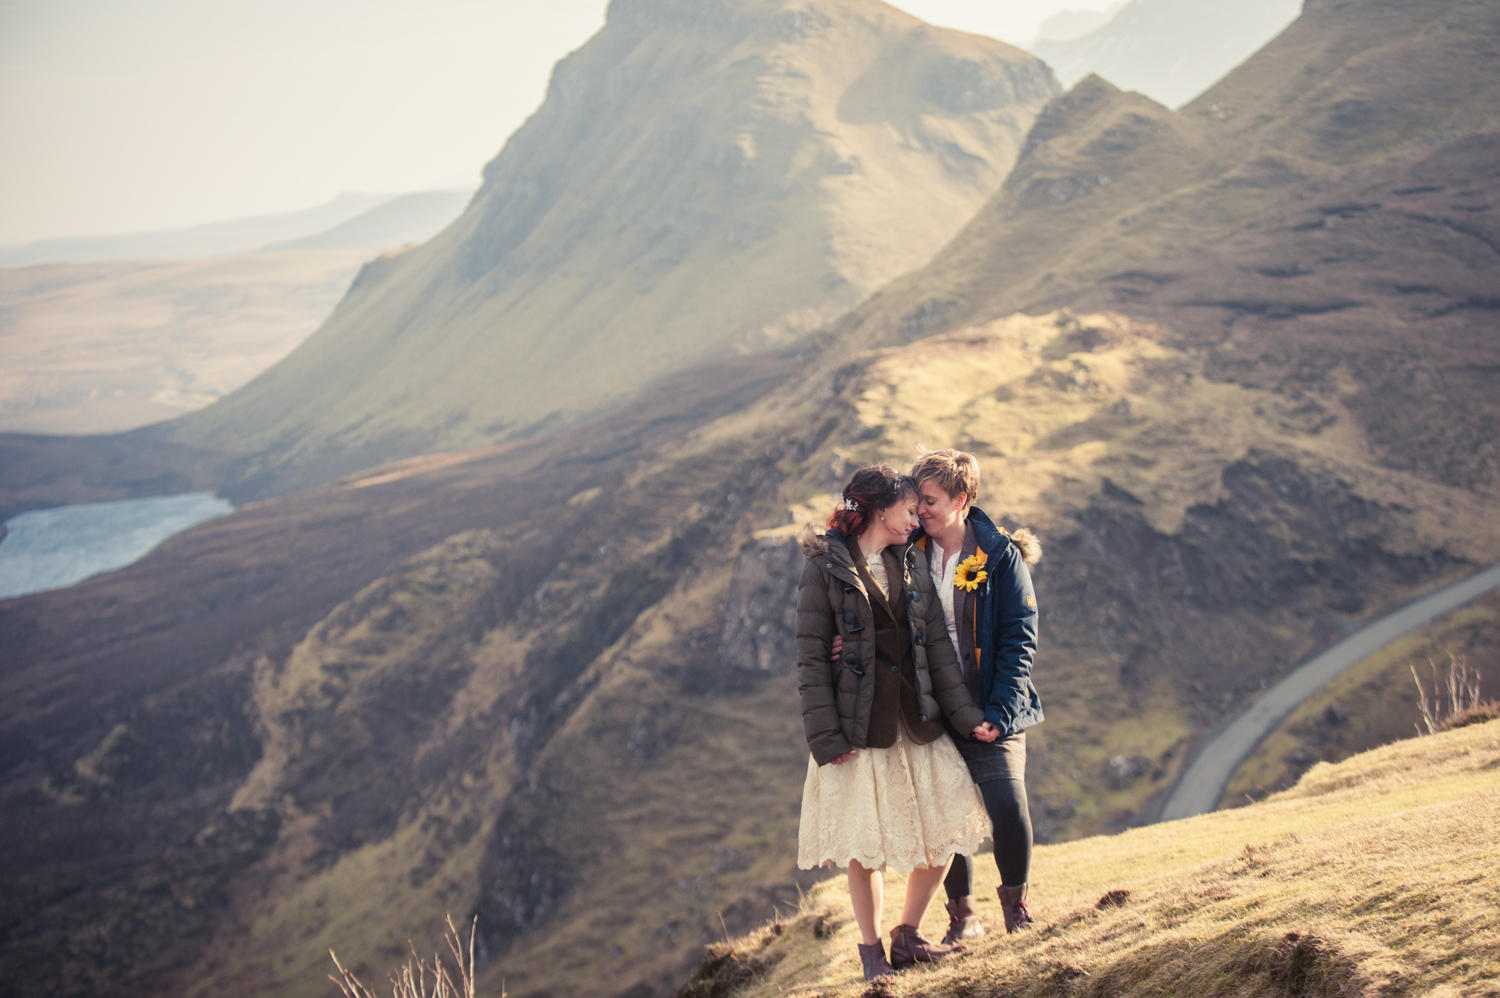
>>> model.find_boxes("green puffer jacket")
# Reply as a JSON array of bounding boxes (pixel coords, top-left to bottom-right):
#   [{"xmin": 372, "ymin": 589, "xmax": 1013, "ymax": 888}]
[{"xmin": 795, "ymin": 525, "xmax": 985, "ymax": 765}]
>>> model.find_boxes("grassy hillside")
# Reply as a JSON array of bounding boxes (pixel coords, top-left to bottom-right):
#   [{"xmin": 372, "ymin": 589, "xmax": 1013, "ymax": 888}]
[
  {"xmin": 162, "ymin": 0, "xmax": 1059, "ymax": 492},
  {"xmin": 689, "ymin": 718, "xmax": 1500, "ymax": 997}
]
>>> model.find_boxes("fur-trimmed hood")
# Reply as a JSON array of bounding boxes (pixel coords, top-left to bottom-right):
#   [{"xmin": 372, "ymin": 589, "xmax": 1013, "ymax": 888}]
[
  {"xmin": 1007, "ymin": 527, "xmax": 1043, "ymax": 566},
  {"xmin": 796, "ymin": 522, "xmax": 832, "ymax": 558}
]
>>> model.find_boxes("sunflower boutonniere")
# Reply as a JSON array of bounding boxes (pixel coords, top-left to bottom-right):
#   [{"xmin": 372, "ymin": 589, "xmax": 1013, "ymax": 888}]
[{"xmin": 954, "ymin": 552, "xmax": 988, "ymax": 592}]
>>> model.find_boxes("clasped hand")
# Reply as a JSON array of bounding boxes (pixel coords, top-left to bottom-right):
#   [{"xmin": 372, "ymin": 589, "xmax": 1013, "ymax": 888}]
[{"xmin": 827, "ymin": 636, "xmax": 1001, "ymax": 752}]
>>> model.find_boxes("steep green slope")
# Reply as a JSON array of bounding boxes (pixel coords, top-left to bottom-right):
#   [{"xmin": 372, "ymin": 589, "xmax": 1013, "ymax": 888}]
[{"xmin": 163, "ymin": 0, "xmax": 1058, "ymax": 492}]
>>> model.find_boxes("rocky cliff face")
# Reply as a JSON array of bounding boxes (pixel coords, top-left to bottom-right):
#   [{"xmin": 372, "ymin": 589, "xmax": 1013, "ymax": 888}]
[{"xmin": 164, "ymin": 0, "xmax": 1057, "ymax": 495}]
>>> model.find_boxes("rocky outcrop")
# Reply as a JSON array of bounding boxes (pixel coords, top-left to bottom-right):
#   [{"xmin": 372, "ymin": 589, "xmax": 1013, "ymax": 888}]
[{"xmin": 717, "ymin": 533, "xmax": 803, "ymax": 674}]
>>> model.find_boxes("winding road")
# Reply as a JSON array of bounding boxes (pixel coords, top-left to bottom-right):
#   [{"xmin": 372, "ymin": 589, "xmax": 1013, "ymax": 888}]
[{"xmin": 1158, "ymin": 563, "xmax": 1500, "ymax": 822}]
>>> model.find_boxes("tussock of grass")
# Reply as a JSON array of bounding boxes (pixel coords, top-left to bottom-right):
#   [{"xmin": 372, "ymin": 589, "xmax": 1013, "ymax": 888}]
[
  {"xmin": 686, "ymin": 720, "xmax": 1500, "ymax": 997},
  {"xmin": 678, "ymin": 942, "xmax": 777, "ymax": 998},
  {"xmin": 1413, "ymin": 653, "xmax": 1485, "ymax": 735},
  {"xmin": 329, "ymin": 915, "xmax": 486, "ymax": 998},
  {"xmin": 1445, "ymin": 701, "xmax": 1500, "ymax": 729}
]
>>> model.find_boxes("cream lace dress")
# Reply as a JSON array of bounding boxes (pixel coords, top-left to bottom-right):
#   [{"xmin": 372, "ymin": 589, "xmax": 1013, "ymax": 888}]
[{"xmin": 797, "ymin": 551, "xmax": 989, "ymax": 873}]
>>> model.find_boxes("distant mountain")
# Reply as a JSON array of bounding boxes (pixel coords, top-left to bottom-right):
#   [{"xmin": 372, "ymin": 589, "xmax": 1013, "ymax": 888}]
[
  {"xmin": 1031, "ymin": 3, "xmax": 1126, "ymax": 44},
  {"xmin": 0, "ymin": 190, "xmax": 474, "ymax": 435},
  {"xmin": 161, "ymin": 0, "xmax": 1059, "ymax": 492},
  {"xmin": 0, "ymin": 194, "xmax": 385, "ymax": 266},
  {"xmin": 1027, "ymin": 0, "xmax": 1301, "ymax": 107},
  {"xmin": 264, "ymin": 189, "xmax": 473, "ymax": 251},
  {"xmin": 0, "ymin": 190, "xmax": 473, "ymax": 267}
]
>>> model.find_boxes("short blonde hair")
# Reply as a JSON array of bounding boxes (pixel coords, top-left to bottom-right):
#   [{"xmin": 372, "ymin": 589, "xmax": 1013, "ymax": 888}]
[{"xmin": 911, "ymin": 448, "xmax": 980, "ymax": 509}]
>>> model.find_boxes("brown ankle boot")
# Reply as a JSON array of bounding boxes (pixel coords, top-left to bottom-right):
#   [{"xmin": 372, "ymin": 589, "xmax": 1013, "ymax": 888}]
[
  {"xmin": 857, "ymin": 940, "xmax": 894, "ymax": 981},
  {"xmin": 997, "ymin": 883, "xmax": 1035, "ymax": 933},
  {"xmin": 941, "ymin": 896, "xmax": 986, "ymax": 945},
  {"xmin": 889, "ymin": 922, "xmax": 960, "ymax": 967}
]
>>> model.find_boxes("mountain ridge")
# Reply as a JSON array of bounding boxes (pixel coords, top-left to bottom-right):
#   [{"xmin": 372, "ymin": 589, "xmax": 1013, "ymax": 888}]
[
  {"xmin": 157, "ymin": 0, "xmax": 1059, "ymax": 493},
  {"xmin": 0, "ymin": 192, "xmax": 448, "ymax": 267}
]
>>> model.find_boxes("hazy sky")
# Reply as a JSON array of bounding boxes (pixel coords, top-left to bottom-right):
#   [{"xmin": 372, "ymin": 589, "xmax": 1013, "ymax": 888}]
[{"xmin": 0, "ymin": 0, "xmax": 1118, "ymax": 246}]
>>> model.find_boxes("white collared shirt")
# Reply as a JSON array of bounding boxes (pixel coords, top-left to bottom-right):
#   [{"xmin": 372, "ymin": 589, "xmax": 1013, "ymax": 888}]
[{"xmin": 929, "ymin": 540, "xmax": 961, "ymax": 661}]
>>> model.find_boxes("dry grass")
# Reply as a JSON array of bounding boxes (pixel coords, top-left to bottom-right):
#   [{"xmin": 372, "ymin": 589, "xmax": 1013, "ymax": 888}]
[
  {"xmin": 692, "ymin": 719, "xmax": 1500, "ymax": 997},
  {"xmin": 329, "ymin": 915, "xmax": 489, "ymax": 998},
  {"xmin": 1412, "ymin": 653, "xmax": 1485, "ymax": 735}
]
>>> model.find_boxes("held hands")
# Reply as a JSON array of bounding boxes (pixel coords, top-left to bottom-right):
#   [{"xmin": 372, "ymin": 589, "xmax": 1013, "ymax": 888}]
[
  {"xmin": 834, "ymin": 634, "xmax": 999, "ymax": 743},
  {"xmin": 831, "ymin": 750, "xmax": 857, "ymax": 765}
]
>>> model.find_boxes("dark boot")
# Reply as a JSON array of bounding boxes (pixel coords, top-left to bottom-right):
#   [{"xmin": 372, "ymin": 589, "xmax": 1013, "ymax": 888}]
[
  {"xmin": 889, "ymin": 923, "xmax": 961, "ymax": 968},
  {"xmin": 941, "ymin": 896, "xmax": 985, "ymax": 945},
  {"xmin": 857, "ymin": 940, "xmax": 894, "ymax": 981},
  {"xmin": 997, "ymin": 883, "xmax": 1035, "ymax": 933}
]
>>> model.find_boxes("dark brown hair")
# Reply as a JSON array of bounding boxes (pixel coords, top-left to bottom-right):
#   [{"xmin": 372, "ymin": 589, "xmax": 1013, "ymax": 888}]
[{"xmin": 827, "ymin": 464, "xmax": 917, "ymax": 537}]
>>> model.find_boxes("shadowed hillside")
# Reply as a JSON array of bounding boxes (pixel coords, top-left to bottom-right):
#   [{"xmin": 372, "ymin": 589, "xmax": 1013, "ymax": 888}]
[
  {"xmin": 1, "ymin": 0, "xmax": 1498, "ymax": 996},
  {"xmin": 160, "ymin": 0, "xmax": 1058, "ymax": 494}
]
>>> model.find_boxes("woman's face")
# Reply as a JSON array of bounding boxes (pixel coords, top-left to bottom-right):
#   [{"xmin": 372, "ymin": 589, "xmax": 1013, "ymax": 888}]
[
  {"xmin": 871, "ymin": 493, "xmax": 919, "ymax": 548},
  {"xmin": 917, "ymin": 478, "xmax": 966, "ymax": 537}
]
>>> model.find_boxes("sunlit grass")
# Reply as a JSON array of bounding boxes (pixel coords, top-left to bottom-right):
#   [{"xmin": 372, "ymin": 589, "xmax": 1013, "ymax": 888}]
[{"xmin": 692, "ymin": 719, "xmax": 1500, "ymax": 997}]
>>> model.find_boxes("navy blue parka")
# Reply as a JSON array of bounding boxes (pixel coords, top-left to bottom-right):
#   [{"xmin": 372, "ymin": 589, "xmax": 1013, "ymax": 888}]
[{"xmin": 918, "ymin": 505, "xmax": 1043, "ymax": 736}]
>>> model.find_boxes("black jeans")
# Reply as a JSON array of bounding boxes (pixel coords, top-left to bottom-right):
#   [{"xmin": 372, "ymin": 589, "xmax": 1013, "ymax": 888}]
[{"xmin": 946, "ymin": 733, "xmax": 1032, "ymax": 895}]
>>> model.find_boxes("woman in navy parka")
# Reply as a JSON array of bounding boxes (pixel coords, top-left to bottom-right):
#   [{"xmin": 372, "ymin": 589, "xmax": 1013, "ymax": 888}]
[{"xmin": 908, "ymin": 448, "xmax": 1043, "ymax": 939}]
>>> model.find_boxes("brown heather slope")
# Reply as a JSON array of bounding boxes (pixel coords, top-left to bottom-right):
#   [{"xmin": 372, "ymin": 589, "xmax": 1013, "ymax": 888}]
[
  {"xmin": 2, "ymin": 0, "xmax": 1498, "ymax": 996},
  {"xmin": 158, "ymin": 0, "xmax": 1058, "ymax": 494},
  {"xmin": 5, "ymin": 292, "xmax": 1493, "ymax": 997},
  {"xmin": 0, "ymin": 351, "xmax": 801, "ymax": 998}
]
